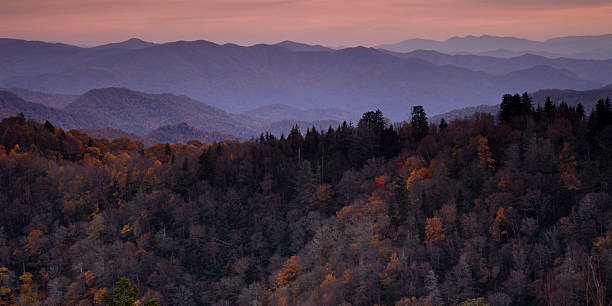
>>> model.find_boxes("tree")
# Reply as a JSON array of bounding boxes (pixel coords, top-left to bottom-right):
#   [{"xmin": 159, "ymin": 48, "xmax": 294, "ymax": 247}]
[
  {"xmin": 359, "ymin": 109, "xmax": 386, "ymax": 134},
  {"xmin": 520, "ymin": 92, "xmax": 534, "ymax": 116},
  {"xmin": 358, "ymin": 109, "xmax": 387, "ymax": 157},
  {"xmin": 439, "ymin": 118, "xmax": 448, "ymax": 132},
  {"xmin": 589, "ymin": 98, "xmax": 612, "ymax": 131},
  {"xmin": 498, "ymin": 94, "xmax": 515, "ymax": 123},
  {"xmin": 425, "ymin": 217, "xmax": 445, "ymax": 244},
  {"xmin": 102, "ymin": 277, "xmax": 157, "ymax": 306},
  {"xmin": 498, "ymin": 93, "xmax": 533, "ymax": 123},
  {"xmin": 410, "ymin": 106, "xmax": 428, "ymax": 141}
]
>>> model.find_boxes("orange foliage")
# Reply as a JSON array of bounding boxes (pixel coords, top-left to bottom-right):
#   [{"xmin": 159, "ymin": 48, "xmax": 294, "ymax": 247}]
[
  {"xmin": 375, "ymin": 175, "xmax": 387, "ymax": 187},
  {"xmin": 25, "ymin": 230, "xmax": 46, "ymax": 257},
  {"xmin": 84, "ymin": 270, "xmax": 96, "ymax": 287},
  {"xmin": 276, "ymin": 255, "xmax": 301, "ymax": 288},
  {"xmin": 489, "ymin": 207, "xmax": 512, "ymax": 241},
  {"xmin": 558, "ymin": 143, "xmax": 580, "ymax": 190},
  {"xmin": 594, "ymin": 231, "xmax": 612, "ymax": 256},
  {"xmin": 367, "ymin": 195, "xmax": 387, "ymax": 217},
  {"xmin": 470, "ymin": 135, "xmax": 495, "ymax": 170},
  {"xmin": 425, "ymin": 217, "xmax": 445, "ymax": 244},
  {"xmin": 310, "ymin": 184, "xmax": 332, "ymax": 212},
  {"xmin": 395, "ymin": 296, "xmax": 420, "ymax": 306},
  {"xmin": 406, "ymin": 168, "xmax": 431, "ymax": 189}
]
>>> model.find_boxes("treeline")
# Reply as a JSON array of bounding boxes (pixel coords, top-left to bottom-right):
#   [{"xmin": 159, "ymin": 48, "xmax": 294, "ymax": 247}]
[{"xmin": 0, "ymin": 94, "xmax": 611, "ymax": 305}]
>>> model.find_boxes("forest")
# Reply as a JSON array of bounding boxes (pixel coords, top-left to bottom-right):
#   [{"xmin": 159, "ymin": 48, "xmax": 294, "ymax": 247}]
[{"xmin": 0, "ymin": 93, "xmax": 612, "ymax": 305}]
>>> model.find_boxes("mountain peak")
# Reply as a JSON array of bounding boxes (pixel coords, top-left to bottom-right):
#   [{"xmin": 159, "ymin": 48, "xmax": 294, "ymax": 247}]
[
  {"xmin": 274, "ymin": 40, "xmax": 332, "ymax": 52},
  {"xmin": 92, "ymin": 38, "xmax": 157, "ymax": 50}
]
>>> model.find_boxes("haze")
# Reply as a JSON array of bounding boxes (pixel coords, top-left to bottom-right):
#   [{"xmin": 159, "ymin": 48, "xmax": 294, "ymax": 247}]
[{"xmin": 2, "ymin": 0, "xmax": 612, "ymax": 46}]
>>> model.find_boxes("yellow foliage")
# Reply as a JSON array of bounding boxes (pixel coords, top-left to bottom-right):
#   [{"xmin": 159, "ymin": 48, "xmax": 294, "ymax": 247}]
[
  {"xmin": 121, "ymin": 224, "xmax": 132, "ymax": 237},
  {"xmin": 39, "ymin": 269, "xmax": 49, "ymax": 281},
  {"xmin": 18, "ymin": 272, "xmax": 32, "ymax": 284},
  {"xmin": 102, "ymin": 152, "xmax": 116, "ymax": 163},
  {"xmin": 470, "ymin": 135, "xmax": 495, "ymax": 170},
  {"xmin": 0, "ymin": 286, "xmax": 11, "ymax": 297},
  {"xmin": 406, "ymin": 168, "xmax": 431, "ymax": 189},
  {"xmin": 9, "ymin": 144, "xmax": 21, "ymax": 156}
]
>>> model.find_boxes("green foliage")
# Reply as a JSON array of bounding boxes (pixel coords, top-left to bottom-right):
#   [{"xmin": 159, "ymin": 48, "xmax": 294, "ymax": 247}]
[
  {"xmin": 102, "ymin": 278, "xmax": 139, "ymax": 306},
  {"xmin": 102, "ymin": 277, "xmax": 157, "ymax": 306}
]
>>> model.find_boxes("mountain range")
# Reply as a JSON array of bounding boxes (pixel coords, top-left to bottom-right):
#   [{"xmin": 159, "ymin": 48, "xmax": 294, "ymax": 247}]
[
  {"xmin": 1, "ymin": 37, "xmax": 610, "ymax": 120},
  {"xmin": 146, "ymin": 122, "xmax": 245, "ymax": 144},
  {"xmin": 376, "ymin": 34, "xmax": 612, "ymax": 59},
  {"xmin": 243, "ymin": 104, "xmax": 358, "ymax": 123},
  {"xmin": 431, "ymin": 87, "xmax": 612, "ymax": 122},
  {"xmin": 382, "ymin": 50, "xmax": 612, "ymax": 84},
  {"xmin": 0, "ymin": 87, "xmax": 353, "ymax": 144}
]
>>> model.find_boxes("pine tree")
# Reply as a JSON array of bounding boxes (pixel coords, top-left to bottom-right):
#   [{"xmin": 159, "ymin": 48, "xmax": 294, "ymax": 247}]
[
  {"xmin": 439, "ymin": 118, "xmax": 448, "ymax": 131},
  {"xmin": 410, "ymin": 106, "xmax": 428, "ymax": 141}
]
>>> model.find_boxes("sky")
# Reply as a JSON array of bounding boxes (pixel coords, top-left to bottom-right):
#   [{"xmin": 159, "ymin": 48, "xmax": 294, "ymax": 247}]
[{"xmin": 1, "ymin": 0, "xmax": 612, "ymax": 47}]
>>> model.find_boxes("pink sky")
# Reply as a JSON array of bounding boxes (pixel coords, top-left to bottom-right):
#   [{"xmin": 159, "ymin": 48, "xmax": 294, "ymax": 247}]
[{"xmin": 1, "ymin": 0, "xmax": 611, "ymax": 46}]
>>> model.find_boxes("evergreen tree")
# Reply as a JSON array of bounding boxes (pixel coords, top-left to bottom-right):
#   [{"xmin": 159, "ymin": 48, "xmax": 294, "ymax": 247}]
[
  {"xmin": 589, "ymin": 98, "xmax": 612, "ymax": 131},
  {"xmin": 439, "ymin": 118, "xmax": 448, "ymax": 131},
  {"xmin": 498, "ymin": 94, "xmax": 514, "ymax": 123},
  {"xmin": 520, "ymin": 92, "xmax": 534, "ymax": 116},
  {"xmin": 410, "ymin": 106, "xmax": 429, "ymax": 141}
]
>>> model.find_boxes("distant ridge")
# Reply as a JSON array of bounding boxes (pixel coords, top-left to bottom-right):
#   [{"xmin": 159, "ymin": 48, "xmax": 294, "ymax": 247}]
[
  {"xmin": 0, "ymin": 90, "xmax": 95, "ymax": 129},
  {"xmin": 81, "ymin": 127, "xmax": 157, "ymax": 147},
  {"xmin": 274, "ymin": 41, "xmax": 333, "ymax": 52},
  {"xmin": 146, "ymin": 122, "xmax": 244, "ymax": 144},
  {"xmin": 432, "ymin": 86, "xmax": 612, "ymax": 122},
  {"xmin": 63, "ymin": 87, "xmax": 261, "ymax": 136},
  {"xmin": 382, "ymin": 49, "xmax": 612, "ymax": 84},
  {"xmin": 1, "ymin": 38, "xmax": 607, "ymax": 118},
  {"xmin": 92, "ymin": 38, "xmax": 158, "ymax": 50},
  {"xmin": 243, "ymin": 104, "xmax": 358, "ymax": 123},
  {"xmin": 1, "ymin": 88, "xmax": 77, "ymax": 108},
  {"xmin": 377, "ymin": 34, "xmax": 612, "ymax": 59}
]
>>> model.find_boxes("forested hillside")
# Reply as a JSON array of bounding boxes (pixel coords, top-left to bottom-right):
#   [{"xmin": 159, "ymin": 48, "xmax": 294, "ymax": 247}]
[{"xmin": 0, "ymin": 94, "xmax": 611, "ymax": 305}]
